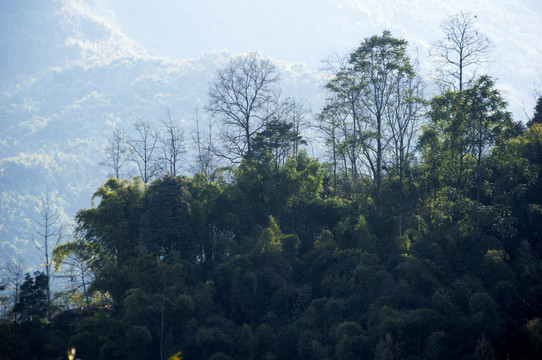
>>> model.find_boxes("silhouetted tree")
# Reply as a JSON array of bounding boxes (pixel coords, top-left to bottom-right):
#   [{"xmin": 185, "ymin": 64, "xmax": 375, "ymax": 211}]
[{"xmin": 527, "ymin": 96, "xmax": 542, "ymax": 128}]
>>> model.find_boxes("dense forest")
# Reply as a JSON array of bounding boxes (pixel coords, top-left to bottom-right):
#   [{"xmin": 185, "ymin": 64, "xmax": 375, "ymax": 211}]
[{"xmin": 2, "ymin": 15, "xmax": 542, "ymax": 360}]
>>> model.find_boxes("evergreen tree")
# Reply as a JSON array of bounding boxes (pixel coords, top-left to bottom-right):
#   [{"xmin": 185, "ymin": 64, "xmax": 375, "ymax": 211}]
[{"xmin": 13, "ymin": 272, "xmax": 48, "ymax": 322}]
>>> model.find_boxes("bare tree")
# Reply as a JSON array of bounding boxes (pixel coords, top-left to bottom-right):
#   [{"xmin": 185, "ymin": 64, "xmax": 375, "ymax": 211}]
[
  {"xmin": 100, "ymin": 129, "xmax": 129, "ymax": 179},
  {"xmin": 288, "ymin": 99, "xmax": 311, "ymax": 157},
  {"xmin": 324, "ymin": 52, "xmax": 364, "ymax": 183},
  {"xmin": 386, "ymin": 67, "xmax": 425, "ymax": 235},
  {"xmin": 317, "ymin": 102, "xmax": 351, "ymax": 195},
  {"xmin": 33, "ymin": 193, "xmax": 62, "ymax": 320},
  {"xmin": 127, "ymin": 120, "xmax": 161, "ymax": 184},
  {"xmin": 206, "ymin": 52, "xmax": 281, "ymax": 162},
  {"xmin": 432, "ymin": 11, "xmax": 492, "ymax": 91},
  {"xmin": 191, "ymin": 110, "xmax": 219, "ymax": 180},
  {"xmin": 159, "ymin": 109, "xmax": 185, "ymax": 176}
]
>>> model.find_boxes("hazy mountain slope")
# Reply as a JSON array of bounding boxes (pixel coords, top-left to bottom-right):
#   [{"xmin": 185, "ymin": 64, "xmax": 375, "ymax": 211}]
[{"xmin": 0, "ymin": 1, "xmax": 324, "ymax": 267}]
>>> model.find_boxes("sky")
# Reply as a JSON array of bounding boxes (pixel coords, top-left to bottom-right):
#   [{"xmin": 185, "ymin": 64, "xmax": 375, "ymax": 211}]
[
  {"xmin": 84, "ymin": 0, "xmax": 542, "ymax": 121},
  {"xmin": 2, "ymin": 0, "xmax": 541, "ymax": 120}
]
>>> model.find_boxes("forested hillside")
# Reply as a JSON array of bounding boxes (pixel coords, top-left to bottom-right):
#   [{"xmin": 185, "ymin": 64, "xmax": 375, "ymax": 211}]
[
  {"xmin": 2, "ymin": 25, "xmax": 542, "ymax": 360},
  {"xmin": 0, "ymin": 0, "xmax": 323, "ymax": 266}
]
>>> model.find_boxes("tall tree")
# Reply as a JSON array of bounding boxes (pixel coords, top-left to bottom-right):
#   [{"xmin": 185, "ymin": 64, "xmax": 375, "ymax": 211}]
[
  {"xmin": 143, "ymin": 175, "xmax": 193, "ymax": 261},
  {"xmin": 13, "ymin": 272, "xmax": 48, "ymax": 322},
  {"xmin": 75, "ymin": 177, "xmax": 145, "ymax": 268},
  {"xmin": 53, "ymin": 238, "xmax": 95, "ymax": 308},
  {"xmin": 159, "ymin": 109, "xmax": 185, "ymax": 176},
  {"xmin": 251, "ymin": 118, "xmax": 304, "ymax": 222},
  {"xmin": 467, "ymin": 76, "xmax": 514, "ymax": 203},
  {"xmin": 425, "ymin": 89, "xmax": 474, "ymax": 193},
  {"xmin": 289, "ymin": 99, "xmax": 311, "ymax": 158},
  {"xmin": 386, "ymin": 68, "xmax": 425, "ymax": 235},
  {"xmin": 527, "ymin": 96, "xmax": 542, "ymax": 128},
  {"xmin": 191, "ymin": 110, "xmax": 219, "ymax": 180},
  {"xmin": 127, "ymin": 120, "xmax": 161, "ymax": 184},
  {"xmin": 100, "ymin": 129, "xmax": 129, "ymax": 179},
  {"xmin": 432, "ymin": 11, "xmax": 492, "ymax": 91},
  {"xmin": 349, "ymin": 30, "xmax": 415, "ymax": 207},
  {"xmin": 317, "ymin": 103, "xmax": 347, "ymax": 194},
  {"xmin": 33, "ymin": 193, "xmax": 61, "ymax": 320},
  {"xmin": 324, "ymin": 53, "xmax": 364, "ymax": 185},
  {"xmin": 0, "ymin": 259, "xmax": 25, "ymax": 326},
  {"xmin": 206, "ymin": 53, "xmax": 280, "ymax": 162},
  {"xmin": 323, "ymin": 32, "xmax": 418, "ymax": 204},
  {"xmin": 423, "ymin": 76, "xmax": 513, "ymax": 199}
]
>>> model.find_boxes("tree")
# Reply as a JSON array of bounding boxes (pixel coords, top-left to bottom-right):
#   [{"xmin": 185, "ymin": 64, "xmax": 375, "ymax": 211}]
[
  {"xmin": 323, "ymin": 52, "xmax": 364, "ymax": 189},
  {"xmin": 289, "ymin": 99, "xmax": 311, "ymax": 158},
  {"xmin": 0, "ymin": 259, "xmax": 25, "ymax": 325},
  {"xmin": 191, "ymin": 110, "xmax": 219, "ymax": 180},
  {"xmin": 317, "ymin": 104, "xmax": 341, "ymax": 193},
  {"xmin": 100, "ymin": 129, "xmax": 129, "ymax": 179},
  {"xmin": 527, "ymin": 96, "xmax": 542, "ymax": 128},
  {"xmin": 350, "ymin": 31, "xmax": 415, "ymax": 207},
  {"xmin": 432, "ymin": 11, "xmax": 492, "ymax": 91},
  {"xmin": 143, "ymin": 175, "xmax": 193, "ymax": 261},
  {"xmin": 374, "ymin": 333, "xmax": 400, "ymax": 360},
  {"xmin": 33, "ymin": 193, "xmax": 62, "ymax": 320},
  {"xmin": 251, "ymin": 118, "xmax": 304, "ymax": 221},
  {"xmin": 206, "ymin": 53, "xmax": 281, "ymax": 162},
  {"xmin": 323, "ymin": 31, "xmax": 416, "ymax": 206},
  {"xmin": 127, "ymin": 120, "xmax": 161, "ymax": 184},
  {"xmin": 317, "ymin": 99, "xmax": 359, "ymax": 196},
  {"xmin": 386, "ymin": 60, "xmax": 425, "ymax": 235},
  {"xmin": 474, "ymin": 335, "xmax": 495, "ymax": 360},
  {"xmin": 424, "ymin": 90, "xmax": 472, "ymax": 191},
  {"xmin": 188, "ymin": 174, "xmax": 231, "ymax": 271},
  {"xmin": 255, "ymin": 216, "xmax": 283, "ymax": 254},
  {"xmin": 75, "ymin": 177, "xmax": 145, "ymax": 268},
  {"xmin": 52, "ymin": 238, "xmax": 95, "ymax": 308},
  {"xmin": 13, "ymin": 272, "xmax": 48, "ymax": 321},
  {"xmin": 423, "ymin": 76, "xmax": 513, "ymax": 197},
  {"xmin": 159, "ymin": 109, "xmax": 185, "ymax": 176},
  {"xmin": 466, "ymin": 76, "xmax": 514, "ymax": 203}
]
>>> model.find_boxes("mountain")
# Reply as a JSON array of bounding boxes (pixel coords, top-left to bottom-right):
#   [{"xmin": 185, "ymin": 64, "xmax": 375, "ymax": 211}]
[{"xmin": 0, "ymin": 0, "xmax": 325, "ymax": 267}]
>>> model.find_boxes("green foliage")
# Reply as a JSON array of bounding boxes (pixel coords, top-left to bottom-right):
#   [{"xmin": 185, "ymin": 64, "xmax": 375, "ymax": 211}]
[
  {"xmin": 423, "ymin": 76, "xmax": 513, "ymax": 196},
  {"xmin": 335, "ymin": 215, "xmax": 374, "ymax": 251},
  {"xmin": 527, "ymin": 96, "xmax": 542, "ymax": 128},
  {"xmin": 75, "ymin": 177, "xmax": 145, "ymax": 267},
  {"xmin": 7, "ymin": 33, "xmax": 542, "ymax": 360},
  {"xmin": 143, "ymin": 175, "xmax": 193, "ymax": 261},
  {"xmin": 13, "ymin": 272, "xmax": 48, "ymax": 322},
  {"xmin": 313, "ymin": 229, "xmax": 336, "ymax": 251},
  {"xmin": 423, "ymin": 331, "xmax": 448, "ymax": 359},
  {"xmin": 124, "ymin": 325, "xmax": 152, "ymax": 360},
  {"xmin": 255, "ymin": 216, "xmax": 283, "ymax": 254}
]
